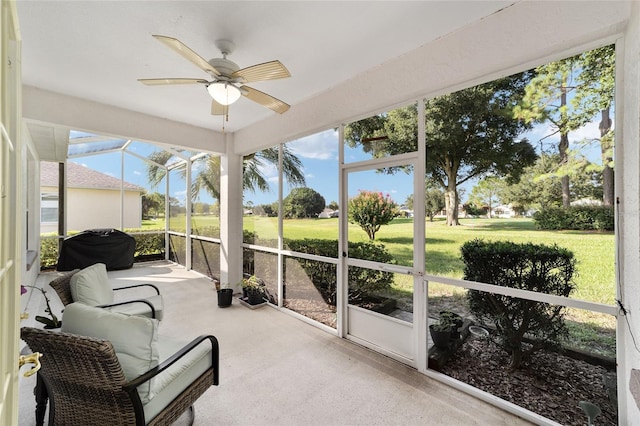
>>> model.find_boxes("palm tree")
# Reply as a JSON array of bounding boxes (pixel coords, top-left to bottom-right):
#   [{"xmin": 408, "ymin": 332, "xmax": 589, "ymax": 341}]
[{"xmin": 146, "ymin": 146, "xmax": 305, "ymax": 201}]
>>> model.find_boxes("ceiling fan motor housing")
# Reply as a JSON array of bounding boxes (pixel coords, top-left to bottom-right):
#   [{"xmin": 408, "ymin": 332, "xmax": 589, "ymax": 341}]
[{"xmin": 208, "ymin": 58, "xmax": 240, "ymax": 79}]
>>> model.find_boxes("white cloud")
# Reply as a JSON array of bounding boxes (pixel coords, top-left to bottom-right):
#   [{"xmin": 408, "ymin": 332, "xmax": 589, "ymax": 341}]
[
  {"xmin": 173, "ymin": 190, "xmax": 187, "ymax": 204},
  {"xmin": 134, "ymin": 170, "xmax": 142, "ymax": 176},
  {"xmin": 569, "ymin": 120, "xmax": 606, "ymax": 145},
  {"xmin": 521, "ymin": 117, "xmax": 612, "ymax": 150},
  {"xmin": 306, "ymin": 173, "xmax": 315, "ymax": 179},
  {"xmin": 287, "ymin": 130, "xmax": 338, "ymax": 160}
]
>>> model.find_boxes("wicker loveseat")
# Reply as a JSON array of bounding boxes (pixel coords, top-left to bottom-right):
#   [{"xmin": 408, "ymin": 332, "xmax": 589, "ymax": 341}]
[
  {"xmin": 49, "ymin": 263, "xmax": 164, "ymax": 320},
  {"xmin": 21, "ymin": 303, "xmax": 219, "ymax": 425}
]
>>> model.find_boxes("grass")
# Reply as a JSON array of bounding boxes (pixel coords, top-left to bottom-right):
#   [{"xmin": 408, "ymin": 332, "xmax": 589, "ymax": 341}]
[
  {"xmin": 147, "ymin": 215, "xmax": 615, "ymax": 305},
  {"xmin": 143, "ymin": 214, "xmax": 617, "ymax": 356}
]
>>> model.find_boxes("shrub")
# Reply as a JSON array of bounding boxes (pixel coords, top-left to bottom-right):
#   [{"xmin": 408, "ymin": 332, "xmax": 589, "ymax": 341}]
[
  {"xmin": 461, "ymin": 239, "xmax": 576, "ymax": 369},
  {"xmin": 40, "ymin": 235, "xmax": 60, "ymax": 270},
  {"xmin": 533, "ymin": 206, "xmax": 614, "ymax": 231},
  {"xmin": 243, "ymin": 237, "xmax": 394, "ymax": 305}
]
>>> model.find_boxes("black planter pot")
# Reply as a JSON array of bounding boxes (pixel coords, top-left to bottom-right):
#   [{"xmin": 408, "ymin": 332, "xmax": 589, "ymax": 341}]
[
  {"xmin": 429, "ymin": 324, "xmax": 452, "ymax": 348},
  {"xmin": 246, "ymin": 290, "xmax": 265, "ymax": 305},
  {"xmin": 217, "ymin": 288, "xmax": 233, "ymax": 307}
]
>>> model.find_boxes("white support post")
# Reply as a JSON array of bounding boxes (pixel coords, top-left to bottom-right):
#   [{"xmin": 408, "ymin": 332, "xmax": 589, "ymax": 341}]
[
  {"xmin": 617, "ymin": 3, "xmax": 640, "ymax": 423},
  {"xmin": 220, "ymin": 134, "xmax": 243, "ymax": 292}
]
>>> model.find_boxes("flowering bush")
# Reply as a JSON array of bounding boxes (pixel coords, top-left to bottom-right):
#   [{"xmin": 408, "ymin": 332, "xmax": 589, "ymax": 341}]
[{"xmin": 348, "ymin": 190, "xmax": 398, "ymax": 240}]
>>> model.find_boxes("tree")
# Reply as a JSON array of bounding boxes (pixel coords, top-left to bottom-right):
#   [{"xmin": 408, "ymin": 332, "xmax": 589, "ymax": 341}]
[
  {"xmin": 345, "ymin": 73, "xmax": 536, "ymax": 226},
  {"xmin": 501, "ymin": 154, "xmax": 562, "ymax": 211},
  {"xmin": 405, "ymin": 180, "xmax": 445, "ymax": 221},
  {"xmin": 283, "ymin": 187, "xmax": 325, "ymax": 218},
  {"xmin": 515, "ymin": 49, "xmax": 612, "ymax": 208},
  {"xmin": 141, "ymin": 192, "xmax": 164, "ymax": 219},
  {"xmin": 348, "ymin": 190, "xmax": 398, "ymax": 240},
  {"xmin": 146, "ymin": 146, "xmax": 305, "ymax": 202},
  {"xmin": 468, "ymin": 177, "xmax": 506, "ymax": 218},
  {"xmin": 502, "ymin": 153, "xmax": 603, "ymax": 212},
  {"xmin": 574, "ymin": 45, "xmax": 615, "ymax": 206},
  {"xmin": 192, "ymin": 202, "xmax": 210, "ymax": 215},
  {"xmin": 327, "ymin": 200, "xmax": 339, "ymax": 211}
]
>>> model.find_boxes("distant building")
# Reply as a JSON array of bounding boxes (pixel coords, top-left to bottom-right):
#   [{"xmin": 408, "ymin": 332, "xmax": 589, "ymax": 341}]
[
  {"xmin": 318, "ymin": 208, "xmax": 339, "ymax": 218},
  {"xmin": 40, "ymin": 162, "xmax": 144, "ymax": 234}
]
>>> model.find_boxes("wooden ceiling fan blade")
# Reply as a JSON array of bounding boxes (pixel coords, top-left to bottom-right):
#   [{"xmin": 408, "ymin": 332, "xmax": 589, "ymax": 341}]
[
  {"xmin": 232, "ymin": 60, "xmax": 290, "ymax": 83},
  {"xmin": 242, "ymin": 86, "xmax": 290, "ymax": 114},
  {"xmin": 138, "ymin": 78, "xmax": 208, "ymax": 86},
  {"xmin": 211, "ymin": 100, "xmax": 229, "ymax": 116},
  {"xmin": 152, "ymin": 35, "xmax": 220, "ymax": 76}
]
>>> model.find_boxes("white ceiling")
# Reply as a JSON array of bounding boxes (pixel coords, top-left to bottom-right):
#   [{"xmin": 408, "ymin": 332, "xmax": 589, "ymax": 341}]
[{"xmin": 17, "ymin": 1, "xmax": 513, "ymax": 134}]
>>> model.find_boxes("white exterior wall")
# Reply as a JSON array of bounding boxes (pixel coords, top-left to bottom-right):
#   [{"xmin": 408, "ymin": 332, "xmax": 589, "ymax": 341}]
[
  {"xmin": 619, "ymin": 1, "xmax": 640, "ymax": 421},
  {"xmin": 40, "ymin": 186, "xmax": 141, "ymax": 233}
]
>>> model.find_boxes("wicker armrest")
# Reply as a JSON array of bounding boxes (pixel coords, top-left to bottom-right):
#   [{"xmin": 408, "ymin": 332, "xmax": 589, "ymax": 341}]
[
  {"xmin": 113, "ymin": 283, "xmax": 161, "ymax": 296},
  {"xmin": 124, "ymin": 335, "xmax": 220, "ymax": 390},
  {"xmin": 97, "ymin": 300, "xmax": 157, "ymax": 319}
]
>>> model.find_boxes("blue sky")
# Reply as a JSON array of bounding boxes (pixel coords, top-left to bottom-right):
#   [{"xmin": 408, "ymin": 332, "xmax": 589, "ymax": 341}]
[{"xmin": 70, "ymin": 116, "xmax": 605, "ymax": 209}]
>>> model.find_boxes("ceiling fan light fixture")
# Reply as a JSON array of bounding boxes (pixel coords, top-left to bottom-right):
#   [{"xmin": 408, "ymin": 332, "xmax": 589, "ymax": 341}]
[{"xmin": 207, "ymin": 82, "xmax": 241, "ymax": 105}]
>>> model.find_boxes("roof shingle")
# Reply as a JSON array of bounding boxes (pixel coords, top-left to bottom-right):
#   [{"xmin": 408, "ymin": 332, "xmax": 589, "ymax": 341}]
[{"xmin": 40, "ymin": 161, "xmax": 143, "ymax": 192}]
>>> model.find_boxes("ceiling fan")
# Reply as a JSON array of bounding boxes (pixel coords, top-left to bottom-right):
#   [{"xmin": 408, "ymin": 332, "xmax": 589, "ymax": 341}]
[{"xmin": 139, "ymin": 35, "xmax": 291, "ymax": 117}]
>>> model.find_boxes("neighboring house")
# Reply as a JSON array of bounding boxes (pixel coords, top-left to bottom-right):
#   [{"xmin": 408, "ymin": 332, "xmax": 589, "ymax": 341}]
[
  {"xmin": 40, "ymin": 161, "xmax": 144, "ymax": 234},
  {"xmin": 318, "ymin": 209, "xmax": 339, "ymax": 218},
  {"xmin": 493, "ymin": 204, "xmax": 514, "ymax": 218},
  {"xmin": 398, "ymin": 206, "xmax": 414, "ymax": 218}
]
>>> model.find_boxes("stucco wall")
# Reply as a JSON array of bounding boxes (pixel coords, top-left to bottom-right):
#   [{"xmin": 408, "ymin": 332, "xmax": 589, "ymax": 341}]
[{"xmin": 40, "ymin": 186, "xmax": 141, "ymax": 233}]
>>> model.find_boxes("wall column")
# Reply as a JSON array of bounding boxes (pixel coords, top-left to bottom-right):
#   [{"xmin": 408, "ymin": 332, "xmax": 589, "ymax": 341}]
[{"xmin": 219, "ymin": 133, "xmax": 243, "ymax": 292}]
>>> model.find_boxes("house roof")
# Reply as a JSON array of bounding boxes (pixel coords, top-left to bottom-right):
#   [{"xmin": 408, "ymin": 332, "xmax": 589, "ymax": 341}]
[{"xmin": 40, "ymin": 161, "xmax": 144, "ymax": 192}]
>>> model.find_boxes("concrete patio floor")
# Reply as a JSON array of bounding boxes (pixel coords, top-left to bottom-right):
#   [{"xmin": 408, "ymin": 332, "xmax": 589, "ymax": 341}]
[{"xmin": 18, "ymin": 261, "xmax": 532, "ymax": 425}]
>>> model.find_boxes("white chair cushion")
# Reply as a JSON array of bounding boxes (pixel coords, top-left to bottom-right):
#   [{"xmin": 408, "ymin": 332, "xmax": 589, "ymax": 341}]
[
  {"xmin": 106, "ymin": 294, "xmax": 164, "ymax": 321},
  {"xmin": 142, "ymin": 335, "xmax": 213, "ymax": 422},
  {"xmin": 61, "ymin": 302, "xmax": 159, "ymax": 403},
  {"xmin": 69, "ymin": 263, "xmax": 114, "ymax": 306}
]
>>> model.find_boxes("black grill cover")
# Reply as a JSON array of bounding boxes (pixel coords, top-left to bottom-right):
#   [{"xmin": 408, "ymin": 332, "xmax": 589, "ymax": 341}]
[{"xmin": 56, "ymin": 229, "xmax": 136, "ymax": 271}]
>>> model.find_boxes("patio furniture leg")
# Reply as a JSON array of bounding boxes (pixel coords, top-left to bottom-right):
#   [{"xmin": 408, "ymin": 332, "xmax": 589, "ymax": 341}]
[{"xmin": 34, "ymin": 372, "xmax": 48, "ymax": 426}]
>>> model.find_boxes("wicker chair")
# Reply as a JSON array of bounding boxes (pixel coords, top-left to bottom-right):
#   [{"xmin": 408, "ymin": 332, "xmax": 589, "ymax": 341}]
[
  {"xmin": 21, "ymin": 326, "xmax": 219, "ymax": 426},
  {"xmin": 49, "ymin": 265, "xmax": 163, "ymax": 319}
]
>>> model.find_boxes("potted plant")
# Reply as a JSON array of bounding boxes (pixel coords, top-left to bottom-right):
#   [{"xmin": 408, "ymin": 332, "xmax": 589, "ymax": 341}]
[
  {"xmin": 429, "ymin": 317, "xmax": 454, "ymax": 348},
  {"xmin": 217, "ymin": 281, "xmax": 233, "ymax": 308},
  {"xmin": 439, "ymin": 311, "xmax": 463, "ymax": 339},
  {"xmin": 21, "ymin": 285, "xmax": 62, "ymax": 329},
  {"xmin": 241, "ymin": 275, "xmax": 266, "ymax": 305}
]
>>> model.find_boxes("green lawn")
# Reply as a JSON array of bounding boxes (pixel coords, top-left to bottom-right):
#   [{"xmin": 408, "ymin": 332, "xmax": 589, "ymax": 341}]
[
  {"xmin": 144, "ymin": 214, "xmax": 617, "ymax": 356},
  {"xmin": 150, "ymin": 215, "xmax": 615, "ymax": 305}
]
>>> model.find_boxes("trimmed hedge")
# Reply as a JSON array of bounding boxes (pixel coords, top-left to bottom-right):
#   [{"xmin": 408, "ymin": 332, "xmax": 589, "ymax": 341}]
[
  {"xmin": 40, "ymin": 230, "xmax": 165, "ymax": 270},
  {"xmin": 243, "ymin": 231, "xmax": 394, "ymax": 305},
  {"xmin": 533, "ymin": 206, "xmax": 614, "ymax": 231},
  {"xmin": 462, "ymin": 239, "xmax": 576, "ymax": 369}
]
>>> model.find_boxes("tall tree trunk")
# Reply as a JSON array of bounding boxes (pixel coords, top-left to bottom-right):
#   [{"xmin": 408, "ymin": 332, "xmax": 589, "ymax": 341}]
[
  {"xmin": 559, "ymin": 86, "xmax": 571, "ymax": 208},
  {"xmin": 559, "ymin": 133, "xmax": 571, "ymax": 208},
  {"xmin": 600, "ymin": 108, "xmax": 614, "ymax": 206},
  {"xmin": 444, "ymin": 159, "xmax": 460, "ymax": 226},
  {"xmin": 446, "ymin": 184, "xmax": 459, "ymax": 226}
]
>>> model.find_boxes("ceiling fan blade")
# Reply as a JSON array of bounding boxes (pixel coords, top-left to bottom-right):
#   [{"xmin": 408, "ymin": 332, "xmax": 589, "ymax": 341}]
[
  {"xmin": 232, "ymin": 60, "xmax": 291, "ymax": 83},
  {"xmin": 152, "ymin": 35, "xmax": 221, "ymax": 76},
  {"xmin": 211, "ymin": 100, "xmax": 229, "ymax": 116},
  {"xmin": 242, "ymin": 86, "xmax": 290, "ymax": 114},
  {"xmin": 138, "ymin": 78, "xmax": 208, "ymax": 86}
]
